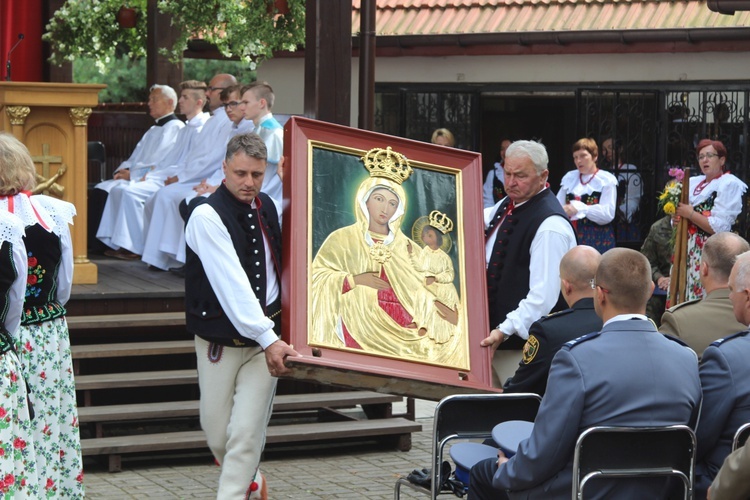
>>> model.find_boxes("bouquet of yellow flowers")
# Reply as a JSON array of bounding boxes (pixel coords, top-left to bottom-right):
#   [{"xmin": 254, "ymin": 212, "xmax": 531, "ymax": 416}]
[{"xmin": 658, "ymin": 167, "xmax": 685, "ymax": 215}]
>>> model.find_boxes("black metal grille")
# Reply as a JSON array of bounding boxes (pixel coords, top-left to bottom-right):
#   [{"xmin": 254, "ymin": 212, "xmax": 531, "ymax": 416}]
[{"xmin": 375, "ymin": 84, "xmax": 750, "ymax": 243}]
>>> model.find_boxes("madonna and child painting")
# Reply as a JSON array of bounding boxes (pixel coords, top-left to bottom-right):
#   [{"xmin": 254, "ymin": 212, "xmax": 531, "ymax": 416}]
[{"xmin": 309, "ymin": 145, "xmax": 470, "ymax": 370}]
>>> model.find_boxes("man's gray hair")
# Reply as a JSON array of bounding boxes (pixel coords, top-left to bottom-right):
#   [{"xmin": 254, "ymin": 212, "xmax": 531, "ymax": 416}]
[
  {"xmin": 702, "ymin": 232, "xmax": 750, "ymax": 282},
  {"xmin": 733, "ymin": 251, "xmax": 750, "ymax": 292},
  {"xmin": 504, "ymin": 140, "xmax": 548, "ymax": 174},
  {"xmin": 226, "ymin": 133, "xmax": 267, "ymax": 162},
  {"xmin": 150, "ymin": 84, "xmax": 178, "ymax": 111}
]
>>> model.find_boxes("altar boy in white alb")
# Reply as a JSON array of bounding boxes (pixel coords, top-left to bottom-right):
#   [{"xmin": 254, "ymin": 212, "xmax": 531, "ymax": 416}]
[
  {"xmin": 96, "ymin": 80, "xmax": 210, "ymax": 257},
  {"xmin": 142, "ymin": 83, "xmax": 253, "ymax": 270}
]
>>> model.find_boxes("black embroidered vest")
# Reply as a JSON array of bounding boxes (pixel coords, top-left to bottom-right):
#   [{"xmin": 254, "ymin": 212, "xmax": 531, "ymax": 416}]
[
  {"xmin": 486, "ymin": 189, "xmax": 573, "ymax": 347},
  {"xmin": 21, "ymin": 224, "xmax": 65, "ymax": 326},
  {"xmin": 185, "ymin": 185, "xmax": 282, "ymax": 347},
  {"xmin": 0, "ymin": 241, "xmax": 16, "ymax": 326}
]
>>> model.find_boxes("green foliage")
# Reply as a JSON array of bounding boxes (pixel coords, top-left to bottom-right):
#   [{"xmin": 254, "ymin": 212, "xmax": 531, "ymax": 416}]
[
  {"xmin": 73, "ymin": 56, "xmax": 256, "ymax": 103},
  {"xmin": 45, "ymin": 0, "xmax": 306, "ymax": 72},
  {"xmin": 158, "ymin": 0, "xmax": 305, "ymax": 69},
  {"xmin": 183, "ymin": 59, "xmax": 257, "ymax": 85},
  {"xmin": 43, "ymin": 0, "xmax": 148, "ymax": 70}
]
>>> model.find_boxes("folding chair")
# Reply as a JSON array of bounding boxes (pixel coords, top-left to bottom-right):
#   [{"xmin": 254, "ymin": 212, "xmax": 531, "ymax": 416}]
[
  {"xmin": 394, "ymin": 392, "xmax": 541, "ymax": 500},
  {"xmin": 733, "ymin": 422, "xmax": 750, "ymax": 451},
  {"xmin": 572, "ymin": 425, "xmax": 697, "ymax": 500},
  {"xmin": 87, "ymin": 141, "xmax": 107, "ymax": 183}
]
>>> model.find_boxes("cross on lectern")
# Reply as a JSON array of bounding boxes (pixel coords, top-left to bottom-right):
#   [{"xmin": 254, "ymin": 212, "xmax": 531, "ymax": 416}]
[
  {"xmin": 30, "ymin": 143, "xmax": 66, "ymax": 197},
  {"xmin": 31, "ymin": 144, "xmax": 63, "ymax": 180}
]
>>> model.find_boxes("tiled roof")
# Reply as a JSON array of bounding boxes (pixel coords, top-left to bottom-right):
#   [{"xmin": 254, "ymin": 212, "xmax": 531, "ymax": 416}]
[{"xmin": 352, "ymin": 0, "xmax": 750, "ymax": 36}]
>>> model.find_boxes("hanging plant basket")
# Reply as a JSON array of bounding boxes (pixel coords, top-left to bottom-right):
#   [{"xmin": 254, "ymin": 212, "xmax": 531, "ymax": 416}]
[{"xmin": 117, "ymin": 5, "xmax": 138, "ymax": 29}]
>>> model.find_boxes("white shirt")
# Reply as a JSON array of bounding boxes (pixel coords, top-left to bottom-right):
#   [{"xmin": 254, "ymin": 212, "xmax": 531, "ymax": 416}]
[
  {"xmin": 688, "ymin": 173, "xmax": 748, "ymax": 233},
  {"xmin": 557, "ymin": 169, "xmax": 618, "ymax": 225},
  {"xmin": 0, "ymin": 211, "xmax": 28, "ymax": 335},
  {"xmin": 484, "ymin": 190, "xmax": 577, "ymax": 339},
  {"xmin": 603, "ymin": 314, "xmax": 649, "ymax": 327},
  {"xmin": 185, "ymin": 199, "xmax": 280, "ymax": 349}
]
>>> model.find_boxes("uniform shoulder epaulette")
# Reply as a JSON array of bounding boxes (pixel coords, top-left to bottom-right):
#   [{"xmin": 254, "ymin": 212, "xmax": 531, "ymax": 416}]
[
  {"xmin": 538, "ymin": 308, "xmax": 574, "ymax": 322},
  {"xmin": 562, "ymin": 331, "xmax": 601, "ymax": 350},
  {"xmin": 709, "ymin": 329, "xmax": 749, "ymax": 348},
  {"xmin": 661, "ymin": 333, "xmax": 690, "ymax": 348},
  {"xmin": 668, "ymin": 298, "xmax": 701, "ymax": 312}
]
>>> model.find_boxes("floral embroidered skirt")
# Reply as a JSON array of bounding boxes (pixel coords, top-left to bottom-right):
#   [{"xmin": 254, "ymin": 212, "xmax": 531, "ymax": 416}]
[
  {"xmin": 576, "ymin": 219, "xmax": 616, "ymax": 254},
  {"xmin": 14, "ymin": 317, "xmax": 84, "ymax": 498},
  {"xmin": 0, "ymin": 350, "xmax": 39, "ymax": 498},
  {"xmin": 685, "ymin": 231, "xmax": 707, "ymax": 301}
]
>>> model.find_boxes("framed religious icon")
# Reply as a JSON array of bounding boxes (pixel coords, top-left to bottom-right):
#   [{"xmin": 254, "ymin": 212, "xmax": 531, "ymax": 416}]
[{"xmin": 282, "ymin": 117, "xmax": 495, "ymax": 400}]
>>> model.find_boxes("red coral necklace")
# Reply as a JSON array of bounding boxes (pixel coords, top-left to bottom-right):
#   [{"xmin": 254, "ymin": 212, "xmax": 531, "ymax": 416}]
[
  {"xmin": 579, "ymin": 168, "xmax": 599, "ymax": 186},
  {"xmin": 693, "ymin": 172, "xmax": 724, "ymax": 197}
]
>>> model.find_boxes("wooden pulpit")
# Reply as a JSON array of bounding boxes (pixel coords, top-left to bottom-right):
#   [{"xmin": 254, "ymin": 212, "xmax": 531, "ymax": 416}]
[{"xmin": 0, "ymin": 82, "xmax": 105, "ymax": 284}]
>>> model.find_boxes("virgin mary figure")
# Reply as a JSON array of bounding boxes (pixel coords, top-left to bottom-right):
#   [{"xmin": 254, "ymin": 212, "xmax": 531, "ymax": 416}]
[{"xmin": 310, "ymin": 148, "xmax": 467, "ymax": 368}]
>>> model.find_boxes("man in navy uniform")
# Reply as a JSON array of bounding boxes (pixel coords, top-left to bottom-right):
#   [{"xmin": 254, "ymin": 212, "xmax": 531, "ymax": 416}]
[
  {"xmin": 503, "ymin": 245, "xmax": 602, "ymax": 397},
  {"xmin": 469, "ymin": 248, "xmax": 702, "ymax": 499},
  {"xmin": 694, "ymin": 249, "xmax": 750, "ymax": 498},
  {"xmin": 185, "ymin": 132, "xmax": 299, "ymax": 499}
]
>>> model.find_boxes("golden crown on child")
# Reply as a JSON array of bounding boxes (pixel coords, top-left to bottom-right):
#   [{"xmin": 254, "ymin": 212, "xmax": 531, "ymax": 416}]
[
  {"xmin": 362, "ymin": 147, "xmax": 413, "ymax": 185},
  {"xmin": 429, "ymin": 210, "xmax": 454, "ymax": 234}
]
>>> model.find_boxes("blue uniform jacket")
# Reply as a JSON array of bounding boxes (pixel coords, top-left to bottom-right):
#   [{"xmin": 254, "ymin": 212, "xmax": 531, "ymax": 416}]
[
  {"xmin": 695, "ymin": 330, "xmax": 750, "ymax": 495},
  {"xmin": 494, "ymin": 318, "xmax": 702, "ymax": 499}
]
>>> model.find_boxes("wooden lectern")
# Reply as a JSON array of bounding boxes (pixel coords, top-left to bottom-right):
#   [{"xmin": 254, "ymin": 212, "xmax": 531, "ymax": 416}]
[{"xmin": 0, "ymin": 82, "xmax": 105, "ymax": 284}]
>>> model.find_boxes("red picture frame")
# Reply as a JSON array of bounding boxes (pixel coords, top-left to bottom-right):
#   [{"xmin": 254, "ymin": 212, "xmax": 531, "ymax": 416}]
[{"xmin": 281, "ymin": 117, "xmax": 496, "ymax": 400}]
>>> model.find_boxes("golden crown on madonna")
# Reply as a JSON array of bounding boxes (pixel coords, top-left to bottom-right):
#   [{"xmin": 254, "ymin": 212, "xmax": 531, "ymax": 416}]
[
  {"xmin": 362, "ymin": 146, "xmax": 413, "ymax": 185},
  {"xmin": 429, "ymin": 210, "xmax": 454, "ymax": 234}
]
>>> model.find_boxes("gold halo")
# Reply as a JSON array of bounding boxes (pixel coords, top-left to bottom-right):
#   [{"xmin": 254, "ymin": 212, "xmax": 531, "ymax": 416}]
[{"xmin": 411, "ymin": 216, "xmax": 452, "ymax": 253}]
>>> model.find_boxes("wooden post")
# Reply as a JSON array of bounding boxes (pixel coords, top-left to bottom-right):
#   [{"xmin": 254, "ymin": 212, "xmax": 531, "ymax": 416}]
[
  {"xmin": 304, "ymin": 0, "xmax": 351, "ymax": 126},
  {"xmin": 358, "ymin": 0, "xmax": 376, "ymax": 131},
  {"xmin": 669, "ymin": 167, "xmax": 691, "ymax": 306},
  {"xmin": 146, "ymin": 0, "xmax": 183, "ymax": 91}
]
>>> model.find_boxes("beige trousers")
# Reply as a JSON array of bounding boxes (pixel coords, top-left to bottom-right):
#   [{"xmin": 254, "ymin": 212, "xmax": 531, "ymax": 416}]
[{"xmin": 195, "ymin": 337, "xmax": 277, "ymax": 499}]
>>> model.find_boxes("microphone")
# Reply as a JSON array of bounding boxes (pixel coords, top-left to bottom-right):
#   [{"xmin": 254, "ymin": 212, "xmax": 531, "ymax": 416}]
[{"xmin": 6, "ymin": 33, "xmax": 24, "ymax": 82}]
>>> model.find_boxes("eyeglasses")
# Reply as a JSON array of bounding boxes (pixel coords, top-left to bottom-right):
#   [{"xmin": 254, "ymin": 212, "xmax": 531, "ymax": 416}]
[
  {"xmin": 224, "ymin": 101, "xmax": 240, "ymax": 109},
  {"xmin": 589, "ymin": 278, "xmax": 610, "ymax": 293},
  {"xmin": 698, "ymin": 153, "xmax": 719, "ymax": 161},
  {"xmin": 207, "ymin": 86, "xmax": 227, "ymax": 92}
]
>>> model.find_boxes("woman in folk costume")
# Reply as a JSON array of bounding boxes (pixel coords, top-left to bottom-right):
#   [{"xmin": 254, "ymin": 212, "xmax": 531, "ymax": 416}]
[
  {"xmin": 311, "ymin": 147, "xmax": 467, "ymax": 369},
  {"xmin": 674, "ymin": 138, "xmax": 747, "ymax": 300},
  {"xmin": 0, "ymin": 133, "xmax": 83, "ymax": 498},
  {"xmin": 557, "ymin": 137, "xmax": 619, "ymax": 253},
  {"xmin": 0, "ymin": 209, "xmax": 39, "ymax": 498}
]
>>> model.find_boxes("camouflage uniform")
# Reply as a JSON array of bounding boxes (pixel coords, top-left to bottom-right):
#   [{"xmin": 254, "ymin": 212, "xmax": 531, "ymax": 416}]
[{"xmin": 640, "ymin": 215, "xmax": 673, "ymax": 324}]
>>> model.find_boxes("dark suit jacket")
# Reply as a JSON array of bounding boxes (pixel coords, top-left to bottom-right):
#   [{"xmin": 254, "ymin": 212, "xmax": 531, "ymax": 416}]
[
  {"xmin": 695, "ymin": 331, "xmax": 750, "ymax": 496},
  {"xmin": 503, "ymin": 298, "xmax": 602, "ymax": 397},
  {"xmin": 494, "ymin": 319, "xmax": 702, "ymax": 499}
]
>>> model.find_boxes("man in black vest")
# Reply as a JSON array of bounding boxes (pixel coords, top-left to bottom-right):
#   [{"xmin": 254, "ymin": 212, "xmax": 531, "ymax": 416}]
[
  {"xmin": 185, "ymin": 132, "xmax": 299, "ymax": 499},
  {"xmin": 481, "ymin": 140, "xmax": 577, "ymax": 385}
]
